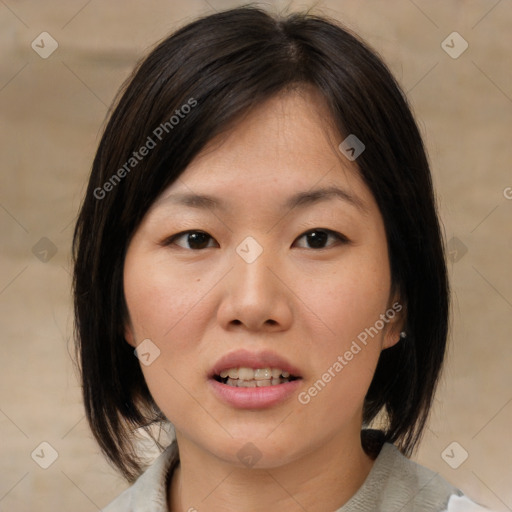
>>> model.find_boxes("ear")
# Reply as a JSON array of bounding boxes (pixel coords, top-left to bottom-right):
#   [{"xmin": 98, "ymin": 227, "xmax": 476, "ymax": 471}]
[
  {"xmin": 382, "ymin": 298, "xmax": 406, "ymax": 350},
  {"xmin": 124, "ymin": 318, "xmax": 137, "ymax": 348}
]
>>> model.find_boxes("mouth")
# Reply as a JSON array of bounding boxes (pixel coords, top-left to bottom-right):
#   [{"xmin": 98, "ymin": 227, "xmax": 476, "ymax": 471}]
[
  {"xmin": 209, "ymin": 349, "xmax": 303, "ymax": 388},
  {"xmin": 209, "ymin": 350, "xmax": 303, "ymax": 409},
  {"xmin": 213, "ymin": 367, "xmax": 300, "ymax": 388}
]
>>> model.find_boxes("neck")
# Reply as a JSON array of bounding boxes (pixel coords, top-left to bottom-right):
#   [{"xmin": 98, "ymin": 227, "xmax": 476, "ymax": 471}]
[{"xmin": 169, "ymin": 429, "xmax": 374, "ymax": 512}]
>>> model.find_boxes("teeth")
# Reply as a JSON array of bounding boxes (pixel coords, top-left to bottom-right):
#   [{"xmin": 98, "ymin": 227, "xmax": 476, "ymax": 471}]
[
  {"xmin": 254, "ymin": 368, "xmax": 272, "ymax": 380},
  {"xmin": 218, "ymin": 367, "xmax": 292, "ymax": 383},
  {"xmin": 226, "ymin": 378, "xmax": 273, "ymax": 388},
  {"xmin": 238, "ymin": 367, "xmax": 254, "ymax": 380},
  {"xmin": 220, "ymin": 367, "xmax": 296, "ymax": 388}
]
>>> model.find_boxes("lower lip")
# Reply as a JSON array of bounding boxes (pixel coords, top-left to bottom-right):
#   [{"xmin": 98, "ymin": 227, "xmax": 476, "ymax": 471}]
[{"xmin": 209, "ymin": 379, "xmax": 301, "ymax": 409}]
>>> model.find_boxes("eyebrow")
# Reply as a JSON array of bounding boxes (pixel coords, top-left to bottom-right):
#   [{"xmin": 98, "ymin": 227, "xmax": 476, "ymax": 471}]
[
  {"xmin": 284, "ymin": 186, "xmax": 368, "ymax": 214},
  {"xmin": 157, "ymin": 186, "xmax": 368, "ymax": 215}
]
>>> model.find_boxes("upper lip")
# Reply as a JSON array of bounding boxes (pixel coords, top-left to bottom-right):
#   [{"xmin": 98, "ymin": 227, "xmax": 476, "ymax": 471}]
[{"xmin": 210, "ymin": 349, "xmax": 302, "ymax": 378}]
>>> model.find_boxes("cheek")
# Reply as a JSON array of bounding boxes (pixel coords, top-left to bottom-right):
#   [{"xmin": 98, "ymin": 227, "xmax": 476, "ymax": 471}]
[
  {"xmin": 123, "ymin": 253, "xmax": 226, "ymax": 406},
  {"xmin": 296, "ymin": 250, "xmax": 391, "ymax": 350},
  {"xmin": 123, "ymin": 255, "xmax": 213, "ymax": 342},
  {"xmin": 123, "ymin": 256, "xmax": 217, "ymax": 424},
  {"xmin": 292, "ymin": 250, "xmax": 391, "ymax": 409}
]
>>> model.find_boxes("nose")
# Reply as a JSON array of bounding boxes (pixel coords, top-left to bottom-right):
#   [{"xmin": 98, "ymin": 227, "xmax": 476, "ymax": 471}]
[{"xmin": 216, "ymin": 247, "xmax": 293, "ymax": 333}]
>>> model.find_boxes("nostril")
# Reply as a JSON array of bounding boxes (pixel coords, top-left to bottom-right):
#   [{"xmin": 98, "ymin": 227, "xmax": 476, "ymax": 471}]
[{"xmin": 227, "ymin": 318, "xmax": 280, "ymax": 329}]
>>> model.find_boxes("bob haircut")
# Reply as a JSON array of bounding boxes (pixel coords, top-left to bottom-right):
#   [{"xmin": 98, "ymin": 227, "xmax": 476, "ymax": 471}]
[{"xmin": 73, "ymin": 6, "xmax": 449, "ymax": 482}]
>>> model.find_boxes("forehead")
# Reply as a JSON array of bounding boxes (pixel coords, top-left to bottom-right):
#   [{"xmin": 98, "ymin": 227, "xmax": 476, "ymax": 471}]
[{"xmin": 154, "ymin": 88, "xmax": 377, "ymax": 214}]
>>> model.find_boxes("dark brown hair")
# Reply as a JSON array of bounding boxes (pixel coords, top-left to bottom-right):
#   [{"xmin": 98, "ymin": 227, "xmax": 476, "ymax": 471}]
[{"xmin": 73, "ymin": 6, "xmax": 449, "ymax": 481}]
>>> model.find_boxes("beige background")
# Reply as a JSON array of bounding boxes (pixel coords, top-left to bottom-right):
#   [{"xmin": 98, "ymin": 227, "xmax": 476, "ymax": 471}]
[{"xmin": 1, "ymin": 0, "xmax": 511, "ymax": 510}]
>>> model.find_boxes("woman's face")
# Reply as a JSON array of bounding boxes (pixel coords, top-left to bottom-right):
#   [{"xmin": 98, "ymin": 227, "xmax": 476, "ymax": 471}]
[{"xmin": 123, "ymin": 89, "xmax": 403, "ymax": 468}]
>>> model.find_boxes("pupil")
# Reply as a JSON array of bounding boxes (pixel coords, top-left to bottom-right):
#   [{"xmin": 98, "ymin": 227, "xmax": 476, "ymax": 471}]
[
  {"xmin": 307, "ymin": 231, "xmax": 327, "ymax": 248},
  {"xmin": 188, "ymin": 232, "xmax": 209, "ymax": 249}
]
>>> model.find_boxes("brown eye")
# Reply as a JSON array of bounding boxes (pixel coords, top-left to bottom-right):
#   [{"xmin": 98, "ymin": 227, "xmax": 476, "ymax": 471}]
[
  {"xmin": 293, "ymin": 229, "xmax": 348, "ymax": 249},
  {"xmin": 167, "ymin": 231, "xmax": 218, "ymax": 250}
]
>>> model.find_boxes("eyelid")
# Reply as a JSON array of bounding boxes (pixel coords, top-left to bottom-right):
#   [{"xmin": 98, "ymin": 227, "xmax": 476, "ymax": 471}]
[
  {"xmin": 292, "ymin": 228, "xmax": 350, "ymax": 249},
  {"xmin": 161, "ymin": 228, "xmax": 348, "ymax": 250},
  {"xmin": 160, "ymin": 230, "xmax": 218, "ymax": 249}
]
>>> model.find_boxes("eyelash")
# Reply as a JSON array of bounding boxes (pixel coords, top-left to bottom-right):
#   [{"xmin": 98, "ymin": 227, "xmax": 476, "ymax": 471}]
[{"xmin": 161, "ymin": 229, "xmax": 349, "ymax": 251}]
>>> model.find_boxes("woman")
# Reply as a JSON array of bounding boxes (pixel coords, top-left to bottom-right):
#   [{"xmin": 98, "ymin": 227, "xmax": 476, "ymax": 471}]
[{"xmin": 73, "ymin": 6, "xmax": 492, "ymax": 511}]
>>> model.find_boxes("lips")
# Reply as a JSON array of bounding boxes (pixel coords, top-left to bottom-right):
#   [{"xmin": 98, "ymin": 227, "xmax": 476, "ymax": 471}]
[
  {"xmin": 208, "ymin": 349, "xmax": 303, "ymax": 408},
  {"xmin": 210, "ymin": 349, "xmax": 302, "ymax": 384}
]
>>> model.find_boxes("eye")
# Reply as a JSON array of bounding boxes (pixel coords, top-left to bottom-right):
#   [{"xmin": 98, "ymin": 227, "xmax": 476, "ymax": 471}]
[
  {"xmin": 163, "ymin": 230, "xmax": 218, "ymax": 250},
  {"xmin": 293, "ymin": 229, "xmax": 348, "ymax": 249}
]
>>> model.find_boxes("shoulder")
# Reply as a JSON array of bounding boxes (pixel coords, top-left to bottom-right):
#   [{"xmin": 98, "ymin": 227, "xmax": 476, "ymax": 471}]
[
  {"xmin": 338, "ymin": 443, "xmax": 492, "ymax": 512},
  {"xmin": 101, "ymin": 442, "xmax": 178, "ymax": 512}
]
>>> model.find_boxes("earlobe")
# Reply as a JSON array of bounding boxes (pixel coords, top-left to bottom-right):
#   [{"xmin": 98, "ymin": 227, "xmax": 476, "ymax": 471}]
[
  {"xmin": 382, "ymin": 327, "xmax": 406, "ymax": 350},
  {"xmin": 384, "ymin": 330, "xmax": 407, "ymax": 349},
  {"xmin": 124, "ymin": 321, "xmax": 137, "ymax": 348},
  {"xmin": 382, "ymin": 298, "xmax": 406, "ymax": 349}
]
